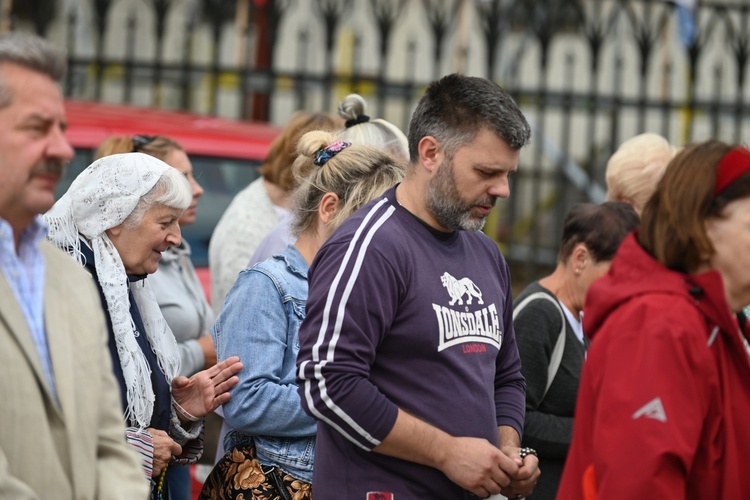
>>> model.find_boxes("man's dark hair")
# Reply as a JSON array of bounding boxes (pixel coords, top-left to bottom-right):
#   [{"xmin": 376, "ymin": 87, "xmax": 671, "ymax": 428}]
[
  {"xmin": 407, "ymin": 74, "xmax": 531, "ymax": 163},
  {"xmin": 558, "ymin": 201, "xmax": 640, "ymax": 263}
]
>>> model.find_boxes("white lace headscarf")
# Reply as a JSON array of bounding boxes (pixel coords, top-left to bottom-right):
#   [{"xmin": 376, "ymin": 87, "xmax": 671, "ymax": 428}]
[{"xmin": 45, "ymin": 153, "xmax": 189, "ymax": 428}]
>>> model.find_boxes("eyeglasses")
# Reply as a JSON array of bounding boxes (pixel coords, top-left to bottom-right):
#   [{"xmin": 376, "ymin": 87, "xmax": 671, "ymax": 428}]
[{"xmin": 131, "ymin": 135, "xmax": 156, "ymax": 153}]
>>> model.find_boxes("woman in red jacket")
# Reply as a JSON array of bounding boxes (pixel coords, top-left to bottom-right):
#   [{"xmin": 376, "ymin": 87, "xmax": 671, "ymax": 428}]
[{"xmin": 558, "ymin": 140, "xmax": 750, "ymax": 499}]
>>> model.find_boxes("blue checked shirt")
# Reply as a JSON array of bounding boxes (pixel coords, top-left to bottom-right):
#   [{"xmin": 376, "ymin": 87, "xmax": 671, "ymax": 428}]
[{"xmin": 0, "ymin": 216, "xmax": 57, "ymax": 402}]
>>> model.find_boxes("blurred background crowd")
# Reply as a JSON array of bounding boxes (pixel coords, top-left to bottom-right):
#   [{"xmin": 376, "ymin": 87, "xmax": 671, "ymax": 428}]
[
  {"xmin": 3, "ymin": 1, "xmax": 750, "ymax": 499},
  {"xmin": 7, "ymin": 0, "xmax": 748, "ymax": 286}
]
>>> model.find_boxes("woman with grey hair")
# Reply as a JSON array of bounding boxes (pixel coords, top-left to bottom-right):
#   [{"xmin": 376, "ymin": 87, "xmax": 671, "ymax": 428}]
[
  {"xmin": 337, "ymin": 93, "xmax": 409, "ymax": 163},
  {"xmin": 605, "ymin": 133, "xmax": 678, "ymax": 215},
  {"xmin": 46, "ymin": 153, "xmax": 243, "ymax": 498}
]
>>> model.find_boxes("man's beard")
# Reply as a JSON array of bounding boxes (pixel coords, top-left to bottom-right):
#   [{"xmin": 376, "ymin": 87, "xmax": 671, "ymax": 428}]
[{"xmin": 425, "ymin": 157, "xmax": 496, "ymax": 232}]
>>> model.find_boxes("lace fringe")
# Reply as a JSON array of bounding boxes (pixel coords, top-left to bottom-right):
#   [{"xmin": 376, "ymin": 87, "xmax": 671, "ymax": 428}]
[{"xmin": 46, "ymin": 201, "xmax": 85, "ymax": 265}]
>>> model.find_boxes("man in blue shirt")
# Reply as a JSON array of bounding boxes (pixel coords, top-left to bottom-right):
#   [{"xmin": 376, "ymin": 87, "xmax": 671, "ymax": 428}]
[
  {"xmin": 297, "ymin": 74, "xmax": 540, "ymax": 499},
  {"xmin": 0, "ymin": 32, "xmax": 147, "ymax": 499}
]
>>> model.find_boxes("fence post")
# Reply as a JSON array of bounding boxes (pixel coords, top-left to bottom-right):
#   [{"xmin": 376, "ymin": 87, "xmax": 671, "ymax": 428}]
[
  {"xmin": 249, "ymin": 0, "xmax": 292, "ymax": 121},
  {"xmin": 371, "ymin": 0, "xmax": 407, "ymax": 118},
  {"xmin": 295, "ymin": 28, "xmax": 309, "ymax": 111},
  {"xmin": 150, "ymin": 0, "xmax": 172, "ymax": 108},
  {"xmin": 580, "ymin": 1, "xmax": 606, "ymax": 182},
  {"xmin": 64, "ymin": 10, "xmax": 76, "ymax": 96},
  {"xmin": 422, "ymin": 0, "xmax": 460, "ymax": 81},
  {"xmin": 732, "ymin": 6, "xmax": 749, "ymax": 144},
  {"xmin": 477, "ymin": 0, "xmax": 515, "ymax": 81},
  {"xmin": 92, "ymin": 0, "xmax": 114, "ymax": 101},
  {"xmin": 313, "ymin": 0, "xmax": 353, "ymax": 112},
  {"xmin": 179, "ymin": 17, "xmax": 195, "ymax": 110},
  {"xmin": 0, "ymin": 0, "xmax": 10, "ymax": 35},
  {"xmin": 123, "ymin": 12, "xmax": 136, "ymax": 104}
]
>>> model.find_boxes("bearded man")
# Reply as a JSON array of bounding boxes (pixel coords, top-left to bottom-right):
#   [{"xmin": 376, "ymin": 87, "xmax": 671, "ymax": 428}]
[{"xmin": 296, "ymin": 74, "xmax": 540, "ymax": 500}]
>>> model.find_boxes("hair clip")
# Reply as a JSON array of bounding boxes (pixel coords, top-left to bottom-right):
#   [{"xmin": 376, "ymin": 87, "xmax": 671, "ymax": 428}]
[
  {"xmin": 345, "ymin": 114, "xmax": 370, "ymax": 128},
  {"xmin": 131, "ymin": 135, "xmax": 156, "ymax": 153},
  {"xmin": 313, "ymin": 141, "xmax": 352, "ymax": 166}
]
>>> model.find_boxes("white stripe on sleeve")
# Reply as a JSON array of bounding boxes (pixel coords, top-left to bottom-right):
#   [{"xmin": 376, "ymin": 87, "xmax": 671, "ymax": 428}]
[{"xmin": 302, "ymin": 201, "xmax": 396, "ymax": 449}]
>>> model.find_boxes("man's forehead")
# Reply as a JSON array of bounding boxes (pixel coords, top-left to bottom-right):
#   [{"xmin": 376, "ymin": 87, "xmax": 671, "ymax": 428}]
[
  {"xmin": 0, "ymin": 76, "xmax": 66, "ymax": 122},
  {"xmin": 453, "ymin": 134, "xmax": 519, "ymax": 164},
  {"xmin": 1, "ymin": 63, "xmax": 64, "ymax": 97}
]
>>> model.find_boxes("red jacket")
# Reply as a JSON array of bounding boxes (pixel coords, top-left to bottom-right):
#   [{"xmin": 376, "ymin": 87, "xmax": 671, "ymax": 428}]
[{"xmin": 558, "ymin": 234, "xmax": 750, "ymax": 499}]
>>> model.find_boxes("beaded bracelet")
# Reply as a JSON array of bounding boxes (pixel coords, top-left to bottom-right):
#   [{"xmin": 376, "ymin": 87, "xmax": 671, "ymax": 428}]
[
  {"xmin": 173, "ymin": 400, "xmax": 200, "ymax": 422},
  {"xmin": 519, "ymin": 447, "xmax": 537, "ymax": 460}
]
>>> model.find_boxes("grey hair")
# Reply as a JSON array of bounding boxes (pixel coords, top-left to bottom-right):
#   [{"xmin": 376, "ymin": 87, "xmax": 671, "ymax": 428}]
[
  {"xmin": 407, "ymin": 74, "xmax": 531, "ymax": 163},
  {"xmin": 338, "ymin": 93, "xmax": 409, "ymax": 163},
  {"xmin": 0, "ymin": 32, "xmax": 67, "ymax": 108},
  {"xmin": 124, "ymin": 167, "xmax": 192, "ymax": 227}
]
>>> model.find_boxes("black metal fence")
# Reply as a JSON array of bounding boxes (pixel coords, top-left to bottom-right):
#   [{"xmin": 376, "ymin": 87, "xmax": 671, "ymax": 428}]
[{"xmin": 16, "ymin": 0, "xmax": 750, "ymax": 283}]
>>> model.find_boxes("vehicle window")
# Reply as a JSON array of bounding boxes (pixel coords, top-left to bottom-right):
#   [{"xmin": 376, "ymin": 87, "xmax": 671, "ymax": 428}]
[
  {"xmin": 55, "ymin": 150, "xmax": 261, "ymax": 267},
  {"xmin": 185, "ymin": 156, "xmax": 261, "ymax": 266},
  {"xmin": 56, "ymin": 149, "xmax": 94, "ymax": 195}
]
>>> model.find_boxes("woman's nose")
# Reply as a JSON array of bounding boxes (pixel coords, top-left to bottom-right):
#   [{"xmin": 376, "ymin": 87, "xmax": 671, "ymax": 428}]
[{"xmin": 166, "ymin": 224, "xmax": 182, "ymax": 246}]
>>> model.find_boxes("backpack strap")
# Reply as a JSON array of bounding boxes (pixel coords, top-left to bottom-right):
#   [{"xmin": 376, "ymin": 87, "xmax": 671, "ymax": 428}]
[{"xmin": 513, "ymin": 291, "xmax": 567, "ymax": 400}]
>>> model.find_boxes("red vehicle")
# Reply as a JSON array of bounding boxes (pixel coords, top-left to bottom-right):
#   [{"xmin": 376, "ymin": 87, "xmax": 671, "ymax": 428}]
[{"xmin": 58, "ymin": 100, "xmax": 281, "ymax": 299}]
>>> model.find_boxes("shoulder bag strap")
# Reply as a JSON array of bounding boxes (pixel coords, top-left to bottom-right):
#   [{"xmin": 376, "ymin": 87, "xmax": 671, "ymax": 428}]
[{"xmin": 513, "ymin": 291, "xmax": 567, "ymax": 400}]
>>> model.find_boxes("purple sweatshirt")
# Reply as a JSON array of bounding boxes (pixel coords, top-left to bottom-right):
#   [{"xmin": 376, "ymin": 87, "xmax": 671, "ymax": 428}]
[{"xmin": 296, "ymin": 187, "xmax": 526, "ymax": 499}]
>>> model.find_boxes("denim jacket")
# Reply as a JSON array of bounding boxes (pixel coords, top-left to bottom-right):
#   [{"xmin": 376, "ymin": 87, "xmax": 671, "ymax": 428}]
[{"xmin": 213, "ymin": 245, "xmax": 316, "ymax": 482}]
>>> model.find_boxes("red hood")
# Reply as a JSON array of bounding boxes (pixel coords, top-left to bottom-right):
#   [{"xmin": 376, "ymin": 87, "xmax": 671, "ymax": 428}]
[{"xmin": 583, "ymin": 232, "xmax": 738, "ymax": 341}]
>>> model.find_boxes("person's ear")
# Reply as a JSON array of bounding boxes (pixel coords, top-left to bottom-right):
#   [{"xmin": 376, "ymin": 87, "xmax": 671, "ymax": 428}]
[
  {"xmin": 318, "ymin": 192, "xmax": 341, "ymax": 225},
  {"xmin": 417, "ymin": 136, "xmax": 444, "ymax": 174},
  {"xmin": 106, "ymin": 224, "xmax": 123, "ymax": 238},
  {"xmin": 571, "ymin": 243, "xmax": 589, "ymax": 275}
]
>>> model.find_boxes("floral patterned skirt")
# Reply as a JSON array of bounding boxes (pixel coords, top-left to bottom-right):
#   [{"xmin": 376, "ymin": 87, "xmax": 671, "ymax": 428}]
[{"xmin": 199, "ymin": 443, "xmax": 312, "ymax": 500}]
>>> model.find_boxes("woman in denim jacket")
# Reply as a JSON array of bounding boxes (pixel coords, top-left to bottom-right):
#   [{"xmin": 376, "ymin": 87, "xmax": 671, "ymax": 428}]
[{"xmin": 201, "ymin": 130, "xmax": 405, "ymax": 499}]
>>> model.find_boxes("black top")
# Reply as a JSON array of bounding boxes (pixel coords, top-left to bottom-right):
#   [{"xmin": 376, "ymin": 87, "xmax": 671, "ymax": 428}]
[{"xmin": 514, "ymin": 281, "xmax": 587, "ymax": 499}]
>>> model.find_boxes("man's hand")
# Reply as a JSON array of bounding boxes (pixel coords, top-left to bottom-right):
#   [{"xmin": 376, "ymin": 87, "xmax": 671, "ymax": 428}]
[
  {"xmin": 438, "ymin": 437, "xmax": 520, "ymax": 498},
  {"xmin": 374, "ymin": 410, "xmax": 525, "ymax": 498},
  {"xmin": 498, "ymin": 446, "xmax": 540, "ymax": 499}
]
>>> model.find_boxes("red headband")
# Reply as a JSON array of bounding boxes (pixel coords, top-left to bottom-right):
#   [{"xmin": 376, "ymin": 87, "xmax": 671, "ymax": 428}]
[{"xmin": 714, "ymin": 147, "xmax": 750, "ymax": 197}]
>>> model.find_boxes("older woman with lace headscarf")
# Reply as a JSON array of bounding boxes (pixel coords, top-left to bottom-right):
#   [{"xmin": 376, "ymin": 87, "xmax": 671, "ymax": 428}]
[{"xmin": 45, "ymin": 153, "xmax": 243, "ymax": 497}]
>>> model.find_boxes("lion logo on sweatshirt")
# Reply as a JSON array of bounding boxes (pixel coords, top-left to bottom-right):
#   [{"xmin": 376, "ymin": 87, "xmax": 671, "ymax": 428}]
[{"xmin": 440, "ymin": 272, "xmax": 484, "ymax": 306}]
